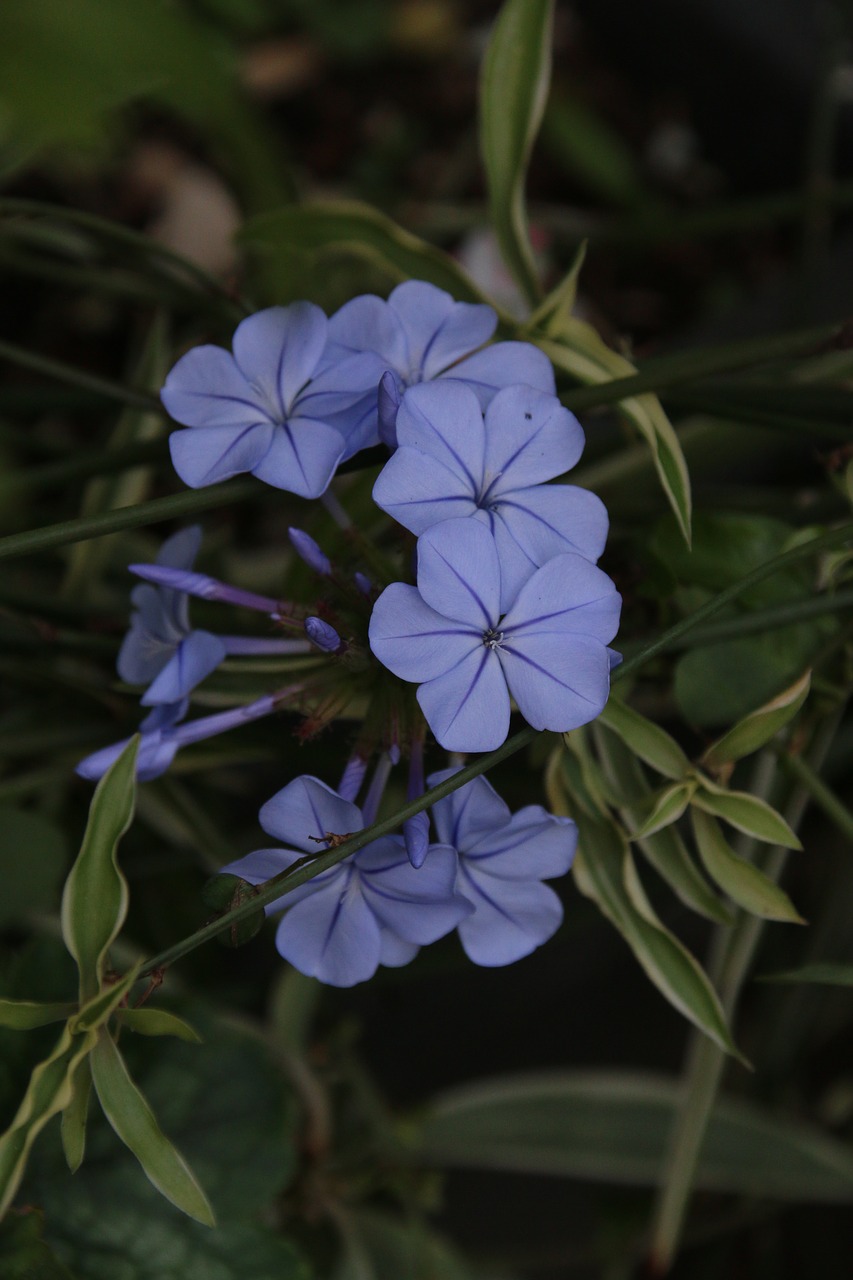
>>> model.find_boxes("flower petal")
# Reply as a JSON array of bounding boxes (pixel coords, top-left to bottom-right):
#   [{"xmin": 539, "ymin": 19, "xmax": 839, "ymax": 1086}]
[
  {"xmin": 373, "ymin": 448, "xmax": 477, "ymax": 534},
  {"xmin": 259, "ymin": 775, "xmax": 363, "ymax": 852},
  {"xmin": 457, "ymin": 870, "xmax": 563, "ymax": 966},
  {"xmin": 369, "ymin": 584, "xmax": 478, "ymax": 682},
  {"xmin": 169, "ymin": 421, "xmax": 275, "ymax": 488},
  {"xmin": 156, "ymin": 526, "xmax": 203, "ymax": 571},
  {"xmin": 297, "ymin": 351, "xmax": 388, "ymax": 455},
  {"xmin": 379, "ymin": 930, "xmax": 420, "ymax": 967},
  {"xmin": 498, "ymin": 631, "xmax": 612, "ymax": 732},
  {"xmin": 161, "ymin": 345, "xmax": 270, "ymax": 428},
  {"xmin": 326, "ymin": 293, "xmax": 408, "ymax": 370},
  {"xmin": 275, "ymin": 873, "xmax": 382, "ymax": 987},
  {"xmin": 496, "ymin": 484, "xmax": 609, "ymax": 569},
  {"xmin": 466, "ymin": 808, "xmax": 577, "ymax": 879},
  {"xmin": 483, "ymin": 386, "xmax": 585, "ymax": 492},
  {"xmin": 232, "ymin": 303, "xmax": 327, "ymax": 418},
  {"xmin": 140, "ymin": 630, "xmax": 227, "ymax": 705},
  {"xmin": 442, "ymin": 340, "xmax": 556, "ymax": 407},
  {"xmin": 359, "ymin": 839, "xmax": 470, "ymax": 943},
  {"xmin": 501, "ymin": 552, "xmax": 621, "ymax": 644},
  {"xmin": 250, "ymin": 418, "xmax": 345, "ymax": 498},
  {"xmin": 416, "ymin": 518, "xmax": 501, "ymax": 628},
  {"xmin": 427, "ymin": 769, "xmax": 512, "ymax": 850},
  {"xmin": 418, "ymin": 646, "xmax": 510, "ymax": 751},
  {"xmin": 220, "ymin": 845, "xmax": 341, "ymax": 912},
  {"xmin": 395, "ymin": 381, "xmax": 486, "ymax": 492}
]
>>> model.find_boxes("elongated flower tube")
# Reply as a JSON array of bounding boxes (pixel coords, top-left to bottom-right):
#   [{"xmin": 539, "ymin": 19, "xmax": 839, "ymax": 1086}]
[
  {"xmin": 429, "ymin": 768, "xmax": 577, "ymax": 965},
  {"xmin": 369, "ymin": 519, "xmax": 621, "ymax": 751},
  {"xmin": 221, "ymin": 776, "xmax": 472, "ymax": 987}
]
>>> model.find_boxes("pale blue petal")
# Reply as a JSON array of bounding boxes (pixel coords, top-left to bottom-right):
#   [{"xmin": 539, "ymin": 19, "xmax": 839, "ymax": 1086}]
[
  {"xmin": 442, "ymin": 341, "xmax": 556, "ymax": 406},
  {"xmin": 379, "ymin": 931, "xmax": 420, "ymax": 967},
  {"xmin": 259, "ymin": 775, "xmax": 363, "ymax": 852},
  {"xmin": 416, "ymin": 519, "xmax": 501, "ymax": 628},
  {"xmin": 499, "ymin": 632, "xmax": 612, "ymax": 731},
  {"xmin": 495, "ymin": 484, "xmax": 609, "ymax": 568},
  {"xmin": 490, "ymin": 511, "xmax": 540, "ymax": 613},
  {"xmin": 156, "ymin": 525, "xmax": 203, "ymax": 571},
  {"xmin": 372, "ymin": 448, "xmax": 476, "ymax": 534},
  {"xmin": 139, "ymin": 700, "xmax": 188, "ymax": 732},
  {"xmin": 117, "ymin": 612, "xmax": 173, "ymax": 685},
  {"xmin": 140, "ymin": 630, "xmax": 226, "ymax": 705},
  {"xmin": 387, "ymin": 280, "xmax": 459, "ymax": 375},
  {"xmin": 418, "ymin": 647, "xmax": 510, "ymax": 751},
  {"xmin": 220, "ymin": 845, "xmax": 342, "ymax": 912},
  {"xmin": 404, "ymin": 811, "xmax": 430, "ymax": 868},
  {"xmin": 297, "ymin": 351, "xmax": 388, "ymax": 453},
  {"xmin": 161, "ymin": 345, "xmax": 271, "ymax": 428},
  {"xmin": 76, "ymin": 731, "xmax": 179, "ymax": 784},
  {"xmin": 378, "ymin": 370, "xmax": 402, "ymax": 447},
  {"xmin": 427, "ymin": 769, "xmax": 511, "ymax": 849},
  {"xmin": 250, "ymin": 417, "xmax": 345, "ymax": 498},
  {"xmin": 483, "ymin": 386, "xmax": 585, "ymax": 492},
  {"xmin": 457, "ymin": 870, "xmax": 563, "ymax": 965},
  {"xmin": 275, "ymin": 872, "xmax": 382, "ymax": 987},
  {"xmin": 359, "ymin": 839, "xmax": 470, "ymax": 943},
  {"xmin": 416, "ymin": 300, "xmax": 497, "ymax": 380},
  {"xmin": 169, "ymin": 421, "xmax": 275, "ymax": 488},
  {"xmin": 501, "ymin": 553, "xmax": 621, "ymax": 644},
  {"xmin": 465, "ymin": 808, "xmax": 577, "ymax": 879},
  {"xmin": 232, "ymin": 303, "xmax": 327, "ymax": 418},
  {"xmin": 394, "ymin": 381, "xmax": 485, "ymax": 490},
  {"xmin": 326, "ymin": 294, "xmax": 407, "ymax": 370},
  {"xmin": 369, "ymin": 584, "xmax": 478, "ymax": 682}
]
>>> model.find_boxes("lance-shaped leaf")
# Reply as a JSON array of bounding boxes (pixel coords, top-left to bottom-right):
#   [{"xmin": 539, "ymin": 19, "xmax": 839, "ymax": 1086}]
[
  {"xmin": 702, "ymin": 670, "xmax": 811, "ymax": 768},
  {"xmin": 598, "ymin": 697, "xmax": 690, "ymax": 781},
  {"xmin": 116, "ymin": 1008, "xmax": 202, "ymax": 1043},
  {"xmin": 240, "ymin": 201, "xmax": 495, "ymax": 309},
  {"xmin": 591, "ymin": 724, "xmax": 729, "ymax": 924},
  {"xmin": 70, "ymin": 963, "xmax": 142, "ymax": 1034},
  {"xmin": 0, "ymin": 1022, "xmax": 98, "ymax": 1218},
  {"xmin": 89, "ymin": 1030, "xmax": 215, "ymax": 1226},
  {"xmin": 61, "ymin": 1059, "xmax": 92, "ymax": 1173},
  {"xmin": 61, "ymin": 737, "xmax": 139, "ymax": 1001},
  {"xmin": 633, "ymin": 780, "xmax": 696, "ymax": 839},
  {"xmin": 546, "ymin": 740, "xmax": 609, "ymax": 820},
  {"xmin": 572, "ymin": 814, "xmax": 741, "ymax": 1057},
  {"xmin": 539, "ymin": 326, "xmax": 691, "ymax": 543},
  {"xmin": 693, "ymin": 779, "xmax": 802, "ymax": 849},
  {"xmin": 0, "ymin": 999, "xmax": 75, "ymax": 1030},
  {"xmin": 526, "ymin": 240, "xmax": 588, "ymax": 335},
  {"xmin": 690, "ymin": 808, "xmax": 804, "ymax": 923},
  {"xmin": 758, "ymin": 963, "xmax": 853, "ymax": 986}
]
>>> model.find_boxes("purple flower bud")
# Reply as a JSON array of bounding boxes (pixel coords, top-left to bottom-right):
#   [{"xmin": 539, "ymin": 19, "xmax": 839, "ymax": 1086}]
[
  {"xmin": 289, "ymin": 527, "xmax": 332, "ymax": 576},
  {"xmin": 305, "ymin": 616, "xmax": 342, "ymax": 653},
  {"xmin": 378, "ymin": 370, "xmax": 402, "ymax": 448},
  {"xmin": 354, "ymin": 571, "xmax": 373, "ymax": 596}
]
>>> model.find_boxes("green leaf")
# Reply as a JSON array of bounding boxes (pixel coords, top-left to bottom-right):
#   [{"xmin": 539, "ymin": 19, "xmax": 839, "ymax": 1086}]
[
  {"xmin": 701, "ymin": 669, "xmax": 811, "ymax": 767},
  {"xmin": 693, "ymin": 782, "xmax": 802, "ymax": 849},
  {"xmin": 598, "ymin": 697, "xmax": 690, "ymax": 781},
  {"xmin": 633, "ymin": 780, "xmax": 695, "ymax": 838},
  {"xmin": 479, "ymin": 0, "xmax": 553, "ymax": 305},
  {"xmin": 240, "ymin": 201, "xmax": 494, "ymax": 309},
  {"xmin": 200, "ymin": 874, "xmax": 264, "ymax": 948},
  {"xmin": 0, "ymin": 1022, "xmax": 98, "ymax": 1218},
  {"xmin": 60, "ymin": 1059, "xmax": 91, "ymax": 1173},
  {"xmin": 690, "ymin": 809, "xmax": 804, "ymax": 922},
  {"xmin": 417, "ymin": 1070, "xmax": 853, "ymax": 1200},
  {"xmin": 116, "ymin": 1008, "xmax": 203, "ymax": 1043},
  {"xmin": 61, "ymin": 737, "xmax": 138, "ymax": 1001},
  {"xmin": 526, "ymin": 240, "xmax": 587, "ymax": 335},
  {"xmin": 572, "ymin": 815, "xmax": 740, "ymax": 1056},
  {"xmin": 0, "ymin": 807, "xmax": 66, "ymax": 927},
  {"xmin": 70, "ymin": 964, "xmax": 142, "ymax": 1033},
  {"xmin": 334, "ymin": 1208, "xmax": 473, "ymax": 1280},
  {"xmin": 0, "ymin": 1000, "xmax": 75, "ymax": 1030},
  {"xmin": 89, "ymin": 1031, "xmax": 215, "ymax": 1226},
  {"xmin": 539, "ymin": 327, "xmax": 692, "ymax": 542},
  {"xmin": 758, "ymin": 963, "xmax": 853, "ymax": 986},
  {"xmin": 0, "ymin": 1208, "xmax": 74, "ymax": 1279}
]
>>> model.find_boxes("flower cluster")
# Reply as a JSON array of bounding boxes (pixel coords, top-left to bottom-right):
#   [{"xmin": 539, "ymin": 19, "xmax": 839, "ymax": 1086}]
[{"xmin": 79, "ymin": 279, "xmax": 622, "ymax": 985}]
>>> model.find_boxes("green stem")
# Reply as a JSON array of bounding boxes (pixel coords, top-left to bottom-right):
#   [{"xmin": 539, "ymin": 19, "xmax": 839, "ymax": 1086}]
[
  {"xmin": 0, "ymin": 338, "xmax": 161, "ymax": 414},
  {"xmin": 553, "ymin": 321, "xmax": 848, "ymax": 413},
  {"xmin": 646, "ymin": 713, "xmax": 841, "ymax": 1274},
  {"xmin": 628, "ymin": 587, "xmax": 853, "ymax": 654},
  {"xmin": 779, "ymin": 750, "xmax": 853, "ymax": 843},
  {"xmin": 0, "ymin": 439, "xmax": 169, "ymax": 496}
]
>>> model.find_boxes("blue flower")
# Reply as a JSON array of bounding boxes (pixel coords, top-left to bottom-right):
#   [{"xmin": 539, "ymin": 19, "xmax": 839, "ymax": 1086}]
[
  {"xmin": 373, "ymin": 380, "xmax": 609, "ymax": 609},
  {"xmin": 118, "ymin": 527, "xmax": 227, "ymax": 707},
  {"xmin": 324, "ymin": 280, "xmax": 556, "ymax": 448},
  {"xmin": 221, "ymin": 775, "xmax": 472, "ymax": 987},
  {"xmin": 429, "ymin": 768, "xmax": 577, "ymax": 965},
  {"xmin": 369, "ymin": 519, "xmax": 621, "ymax": 751},
  {"xmin": 162, "ymin": 304, "xmax": 385, "ymax": 498}
]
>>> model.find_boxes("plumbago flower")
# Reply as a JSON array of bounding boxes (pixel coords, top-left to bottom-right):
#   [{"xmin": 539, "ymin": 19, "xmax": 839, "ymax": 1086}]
[
  {"xmin": 118, "ymin": 526, "xmax": 226, "ymax": 711},
  {"xmin": 162, "ymin": 303, "xmax": 386, "ymax": 498},
  {"xmin": 369, "ymin": 518, "xmax": 621, "ymax": 751},
  {"xmin": 373, "ymin": 380, "xmax": 609, "ymax": 610},
  {"xmin": 323, "ymin": 280, "xmax": 556, "ymax": 447},
  {"xmin": 221, "ymin": 775, "xmax": 472, "ymax": 987},
  {"xmin": 429, "ymin": 768, "xmax": 577, "ymax": 965}
]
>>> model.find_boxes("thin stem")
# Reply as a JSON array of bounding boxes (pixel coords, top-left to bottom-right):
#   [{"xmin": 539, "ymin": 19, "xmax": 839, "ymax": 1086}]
[
  {"xmin": 0, "ymin": 439, "xmax": 169, "ymax": 496},
  {"xmin": 779, "ymin": 750, "xmax": 853, "ymax": 843},
  {"xmin": 551, "ymin": 321, "xmax": 849, "ymax": 413},
  {"xmin": 221, "ymin": 637, "xmax": 312, "ymax": 658},
  {"xmin": 0, "ymin": 338, "xmax": 162, "ymax": 414}
]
